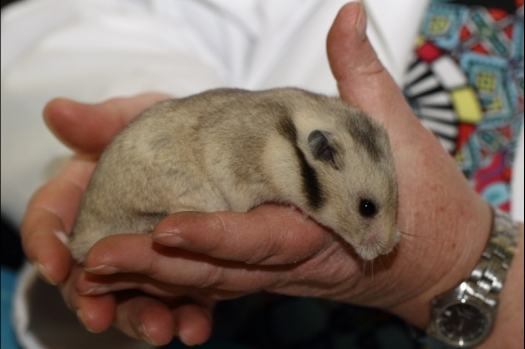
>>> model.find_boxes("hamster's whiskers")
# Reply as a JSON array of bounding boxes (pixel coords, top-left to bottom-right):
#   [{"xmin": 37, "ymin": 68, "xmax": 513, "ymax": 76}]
[
  {"xmin": 396, "ymin": 231, "xmax": 443, "ymax": 261},
  {"xmin": 397, "ymin": 230, "xmax": 441, "ymax": 241}
]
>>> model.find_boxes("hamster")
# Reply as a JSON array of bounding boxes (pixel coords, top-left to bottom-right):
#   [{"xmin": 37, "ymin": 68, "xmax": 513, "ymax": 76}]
[{"xmin": 68, "ymin": 88, "xmax": 399, "ymax": 262}]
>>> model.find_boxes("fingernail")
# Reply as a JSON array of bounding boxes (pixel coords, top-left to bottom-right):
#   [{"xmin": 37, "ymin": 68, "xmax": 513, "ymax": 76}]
[
  {"xmin": 78, "ymin": 285, "xmax": 109, "ymax": 296},
  {"xmin": 53, "ymin": 230, "xmax": 69, "ymax": 246},
  {"xmin": 33, "ymin": 261, "xmax": 56, "ymax": 285},
  {"xmin": 84, "ymin": 264, "xmax": 120, "ymax": 274},
  {"xmin": 356, "ymin": 3, "xmax": 368, "ymax": 41},
  {"xmin": 139, "ymin": 323, "xmax": 159, "ymax": 346},
  {"xmin": 152, "ymin": 232, "xmax": 186, "ymax": 246},
  {"xmin": 77, "ymin": 309, "xmax": 97, "ymax": 333}
]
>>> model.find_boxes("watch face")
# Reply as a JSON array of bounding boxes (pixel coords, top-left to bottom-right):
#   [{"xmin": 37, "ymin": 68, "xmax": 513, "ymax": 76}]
[{"xmin": 437, "ymin": 303, "xmax": 491, "ymax": 346}]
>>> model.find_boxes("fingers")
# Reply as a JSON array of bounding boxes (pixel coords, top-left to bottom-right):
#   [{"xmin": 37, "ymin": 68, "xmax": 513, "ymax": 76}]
[
  {"xmin": 80, "ymin": 229, "xmax": 361, "ymax": 302},
  {"xmin": 76, "ymin": 295, "xmax": 117, "ymax": 333},
  {"xmin": 112, "ymin": 295, "xmax": 176, "ymax": 345},
  {"xmin": 80, "ymin": 230, "xmax": 358, "ymax": 298},
  {"xmin": 44, "ymin": 93, "xmax": 171, "ymax": 155},
  {"xmin": 82, "ymin": 234, "xmax": 281, "ymax": 294},
  {"xmin": 152, "ymin": 205, "xmax": 332, "ymax": 265},
  {"xmin": 79, "ymin": 293, "xmax": 212, "ymax": 346},
  {"xmin": 58, "ymin": 264, "xmax": 117, "ymax": 333},
  {"xmin": 77, "ymin": 271, "xmax": 246, "ymax": 300},
  {"xmin": 327, "ymin": 2, "xmax": 423, "ymax": 146},
  {"xmin": 67, "ymin": 281, "xmax": 177, "ymax": 345},
  {"xmin": 173, "ymin": 302, "xmax": 214, "ymax": 346},
  {"xmin": 62, "ymin": 267, "xmax": 213, "ymax": 346},
  {"xmin": 20, "ymin": 157, "xmax": 96, "ymax": 284}
]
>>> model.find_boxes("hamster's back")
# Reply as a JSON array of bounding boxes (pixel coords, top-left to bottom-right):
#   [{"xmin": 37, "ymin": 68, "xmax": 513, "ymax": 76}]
[
  {"xmin": 68, "ymin": 87, "xmax": 396, "ymax": 262},
  {"xmin": 69, "ymin": 88, "xmax": 300, "ymax": 260}
]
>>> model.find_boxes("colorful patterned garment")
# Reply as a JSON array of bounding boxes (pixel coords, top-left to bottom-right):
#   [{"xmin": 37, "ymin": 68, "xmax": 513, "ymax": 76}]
[
  {"xmin": 165, "ymin": 1, "xmax": 524, "ymax": 348},
  {"xmin": 404, "ymin": 0, "xmax": 524, "ymax": 212}
]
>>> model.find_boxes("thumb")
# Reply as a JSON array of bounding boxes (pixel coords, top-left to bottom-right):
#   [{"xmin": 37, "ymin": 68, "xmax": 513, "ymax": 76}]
[
  {"xmin": 327, "ymin": 2, "xmax": 424, "ymax": 148},
  {"xmin": 43, "ymin": 93, "xmax": 171, "ymax": 155}
]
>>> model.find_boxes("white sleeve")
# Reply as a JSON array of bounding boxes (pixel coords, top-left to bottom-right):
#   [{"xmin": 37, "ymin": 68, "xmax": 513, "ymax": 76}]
[{"xmin": 13, "ymin": 263, "xmax": 155, "ymax": 349}]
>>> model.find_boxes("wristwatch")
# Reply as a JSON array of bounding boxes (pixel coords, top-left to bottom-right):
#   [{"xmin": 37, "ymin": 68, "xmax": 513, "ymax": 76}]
[{"xmin": 415, "ymin": 207, "xmax": 519, "ymax": 348}]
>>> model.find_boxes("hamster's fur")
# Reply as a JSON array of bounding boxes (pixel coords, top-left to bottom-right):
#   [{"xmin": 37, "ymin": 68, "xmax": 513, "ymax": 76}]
[{"xmin": 69, "ymin": 88, "xmax": 399, "ymax": 262}]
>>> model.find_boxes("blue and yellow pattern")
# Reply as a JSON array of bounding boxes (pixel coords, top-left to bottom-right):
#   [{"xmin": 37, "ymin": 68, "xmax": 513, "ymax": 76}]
[{"xmin": 404, "ymin": 0, "xmax": 523, "ymax": 212}]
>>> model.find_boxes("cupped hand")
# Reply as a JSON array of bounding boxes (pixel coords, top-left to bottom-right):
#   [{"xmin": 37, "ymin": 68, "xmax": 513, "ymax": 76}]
[
  {"xmin": 78, "ymin": 1, "xmax": 493, "ymax": 331},
  {"xmin": 79, "ymin": 206, "xmax": 354, "ymax": 301},
  {"xmin": 20, "ymin": 93, "xmax": 216, "ymax": 346}
]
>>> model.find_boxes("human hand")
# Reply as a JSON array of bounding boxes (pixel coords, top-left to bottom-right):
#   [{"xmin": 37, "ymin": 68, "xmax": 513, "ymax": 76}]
[
  {"xmin": 20, "ymin": 93, "xmax": 217, "ymax": 346},
  {"xmin": 76, "ymin": 1, "xmax": 497, "ymax": 332}
]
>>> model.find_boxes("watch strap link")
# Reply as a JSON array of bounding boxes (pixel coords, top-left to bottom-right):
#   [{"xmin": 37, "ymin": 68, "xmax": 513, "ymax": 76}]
[{"xmin": 465, "ymin": 207, "xmax": 519, "ymax": 308}]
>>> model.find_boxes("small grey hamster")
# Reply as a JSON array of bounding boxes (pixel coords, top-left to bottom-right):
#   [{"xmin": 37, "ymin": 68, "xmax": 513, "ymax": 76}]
[{"xmin": 69, "ymin": 88, "xmax": 399, "ymax": 262}]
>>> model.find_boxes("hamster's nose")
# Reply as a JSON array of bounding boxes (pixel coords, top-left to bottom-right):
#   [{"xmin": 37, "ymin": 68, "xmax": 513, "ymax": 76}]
[
  {"xmin": 354, "ymin": 232, "xmax": 384, "ymax": 260},
  {"xmin": 355, "ymin": 229, "xmax": 399, "ymax": 260}
]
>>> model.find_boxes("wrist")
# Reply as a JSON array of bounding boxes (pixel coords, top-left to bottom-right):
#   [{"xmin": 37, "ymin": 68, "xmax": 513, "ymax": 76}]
[
  {"xmin": 388, "ymin": 199, "xmax": 493, "ymax": 328},
  {"xmin": 395, "ymin": 211, "xmax": 523, "ymax": 349}
]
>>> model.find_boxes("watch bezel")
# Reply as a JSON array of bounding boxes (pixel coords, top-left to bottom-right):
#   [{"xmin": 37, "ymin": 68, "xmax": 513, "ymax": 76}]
[{"xmin": 427, "ymin": 283, "xmax": 495, "ymax": 348}]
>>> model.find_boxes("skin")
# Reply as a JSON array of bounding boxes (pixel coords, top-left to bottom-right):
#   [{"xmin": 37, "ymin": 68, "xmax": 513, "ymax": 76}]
[{"xmin": 20, "ymin": 2, "xmax": 524, "ymax": 348}]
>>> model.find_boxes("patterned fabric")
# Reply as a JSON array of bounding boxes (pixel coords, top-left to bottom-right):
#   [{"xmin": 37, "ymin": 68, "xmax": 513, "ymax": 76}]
[
  {"xmin": 404, "ymin": 0, "xmax": 524, "ymax": 211},
  {"xmin": 160, "ymin": 1, "xmax": 525, "ymax": 349}
]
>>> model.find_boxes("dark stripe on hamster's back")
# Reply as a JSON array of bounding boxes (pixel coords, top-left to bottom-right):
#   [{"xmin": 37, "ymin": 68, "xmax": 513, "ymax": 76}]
[
  {"xmin": 343, "ymin": 110, "xmax": 384, "ymax": 162},
  {"xmin": 277, "ymin": 115, "xmax": 324, "ymax": 210}
]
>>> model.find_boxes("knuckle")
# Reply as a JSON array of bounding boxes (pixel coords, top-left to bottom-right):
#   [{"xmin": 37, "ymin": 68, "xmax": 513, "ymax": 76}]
[
  {"xmin": 202, "ymin": 214, "xmax": 229, "ymax": 253},
  {"xmin": 194, "ymin": 263, "xmax": 225, "ymax": 290},
  {"xmin": 241, "ymin": 211, "xmax": 284, "ymax": 265},
  {"xmin": 358, "ymin": 55, "xmax": 386, "ymax": 78},
  {"xmin": 143, "ymin": 256, "xmax": 161, "ymax": 278},
  {"xmin": 244, "ymin": 238, "xmax": 280, "ymax": 265}
]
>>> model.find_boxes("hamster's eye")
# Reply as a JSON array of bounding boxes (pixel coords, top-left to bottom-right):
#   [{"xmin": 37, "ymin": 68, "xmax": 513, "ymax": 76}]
[{"xmin": 359, "ymin": 199, "xmax": 377, "ymax": 218}]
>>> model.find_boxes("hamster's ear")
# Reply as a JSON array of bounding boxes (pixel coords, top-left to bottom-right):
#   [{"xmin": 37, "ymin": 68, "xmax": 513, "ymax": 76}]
[{"xmin": 307, "ymin": 130, "xmax": 336, "ymax": 165}]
